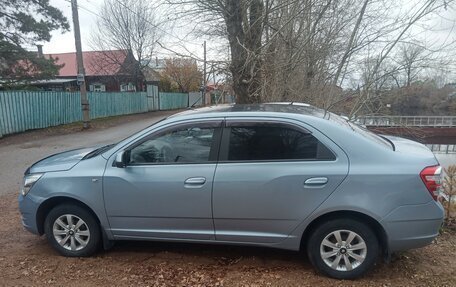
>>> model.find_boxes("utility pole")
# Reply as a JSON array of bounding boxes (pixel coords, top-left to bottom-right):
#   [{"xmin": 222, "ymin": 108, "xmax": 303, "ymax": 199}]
[
  {"xmin": 71, "ymin": 0, "xmax": 90, "ymax": 129},
  {"xmin": 203, "ymin": 40, "xmax": 207, "ymax": 106}
]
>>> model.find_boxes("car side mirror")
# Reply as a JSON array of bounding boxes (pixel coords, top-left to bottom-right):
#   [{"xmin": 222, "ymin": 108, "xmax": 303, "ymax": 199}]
[{"xmin": 114, "ymin": 151, "xmax": 126, "ymax": 168}]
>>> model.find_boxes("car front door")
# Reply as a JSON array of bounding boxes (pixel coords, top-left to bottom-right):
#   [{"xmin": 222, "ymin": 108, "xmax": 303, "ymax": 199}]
[
  {"xmin": 103, "ymin": 120, "xmax": 222, "ymax": 240},
  {"xmin": 212, "ymin": 118, "xmax": 349, "ymax": 243}
]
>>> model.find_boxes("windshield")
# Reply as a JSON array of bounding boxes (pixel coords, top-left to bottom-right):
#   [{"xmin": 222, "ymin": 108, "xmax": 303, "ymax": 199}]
[
  {"xmin": 326, "ymin": 112, "xmax": 394, "ymax": 150},
  {"xmin": 82, "ymin": 144, "xmax": 116, "ymax": 160}
]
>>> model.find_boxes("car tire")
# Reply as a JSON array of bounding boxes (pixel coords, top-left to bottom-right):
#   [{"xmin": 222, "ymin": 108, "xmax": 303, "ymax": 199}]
[
  {"xmin": 44, "ymin": 204, "xmax": 101, "ymax": 257},
  {"xmin": 307, "ymin": 218, "xmax": 379, "ymax": 279}
]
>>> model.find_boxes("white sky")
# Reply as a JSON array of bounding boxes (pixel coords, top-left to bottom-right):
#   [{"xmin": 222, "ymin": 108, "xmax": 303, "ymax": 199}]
[
  {"xmin": 45, "ymin": 0, "xmax": 97, "ymax": 54},
  {"xmin": 45, "ymin": 0, "xmax": 219, "ymax": 62}
]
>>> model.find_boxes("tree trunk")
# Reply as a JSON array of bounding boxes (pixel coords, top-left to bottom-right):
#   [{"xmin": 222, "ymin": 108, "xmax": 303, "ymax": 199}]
[{"xmin": 224, "ymin": 0, "xmax": 264, "ymax": 104}]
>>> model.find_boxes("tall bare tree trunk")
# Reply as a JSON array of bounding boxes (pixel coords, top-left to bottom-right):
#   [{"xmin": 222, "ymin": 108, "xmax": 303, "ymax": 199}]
[{"xmin": 224, "ymin": 0, "xmax": 264, "ymax": 104}]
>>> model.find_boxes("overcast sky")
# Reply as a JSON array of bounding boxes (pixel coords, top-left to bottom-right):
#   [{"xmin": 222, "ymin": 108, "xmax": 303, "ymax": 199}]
[
  {"xmin": 44, "ymin": 0, "xmax": 456, "ymax": 67},
  {"xmin": 45, "ymin": 0, "xmax": 216, "ymax": 61},
  {"xmin": 46, "ymin": 0, "xmax": 98, "ymax": 54}
]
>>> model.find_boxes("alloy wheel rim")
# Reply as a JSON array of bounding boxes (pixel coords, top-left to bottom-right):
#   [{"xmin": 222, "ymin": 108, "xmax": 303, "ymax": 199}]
[
  {"xmin": 320, "ymin": 229, "xmax": 367, "ymax": 271},
  {"xmin": 53, "ymin": 214, "xmax": 90, "ymax": 251}
]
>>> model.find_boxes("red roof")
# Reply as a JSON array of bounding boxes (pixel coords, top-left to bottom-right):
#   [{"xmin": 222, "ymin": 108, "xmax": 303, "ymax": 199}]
[{"xmin": 44, "ymin": 50, "xmax": 129, "ymax": 77}]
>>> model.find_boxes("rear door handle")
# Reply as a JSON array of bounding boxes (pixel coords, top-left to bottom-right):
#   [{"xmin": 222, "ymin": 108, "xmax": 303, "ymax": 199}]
[
  {"xmin": 184, "ymin": 177, "xmax": 206, "ymax": 188},
  {"xmin": 304, "ymin": 177, "xmax": 328, "ymax": 187}
]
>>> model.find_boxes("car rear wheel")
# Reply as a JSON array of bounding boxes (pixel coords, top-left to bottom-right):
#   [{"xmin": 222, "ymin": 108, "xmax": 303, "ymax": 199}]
[
  {"xmin": 44, "ymin": 204, "xmax": 100, "ymax": 257},
  {"xmin": 307, "ymin": 218, "xmax": 379, "ymax": 279}
]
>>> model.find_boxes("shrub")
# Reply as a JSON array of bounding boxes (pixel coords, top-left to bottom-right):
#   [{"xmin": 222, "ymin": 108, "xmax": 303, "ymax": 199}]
[{"xmin": 442, "ymin": 165, "xmax": 456, "ymax": 226}]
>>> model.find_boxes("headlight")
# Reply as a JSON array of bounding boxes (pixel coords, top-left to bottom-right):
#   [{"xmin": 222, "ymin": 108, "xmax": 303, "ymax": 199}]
[{"xmin": 21, "ymin": 173, "xmax": 44, "ymax": 196}]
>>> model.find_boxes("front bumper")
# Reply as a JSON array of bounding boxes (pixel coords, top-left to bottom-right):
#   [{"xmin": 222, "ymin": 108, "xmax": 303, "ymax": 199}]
[
  {"xmin": 18, "ymin": 194, "xmax": 40, "ymax": 235},
  {"xmin": 381, "ymin": 200, "xmax": 444, "ymax": 252}
]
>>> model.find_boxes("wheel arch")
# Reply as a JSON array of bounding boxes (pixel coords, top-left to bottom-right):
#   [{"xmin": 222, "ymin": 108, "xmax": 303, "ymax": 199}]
[
  {"xmin": 36, "ymin": 196, "xmax": 101, "ymax": 235},
  {"xmin": 300, "ymin": 210, "xmax": 389, "ymax": 259}
]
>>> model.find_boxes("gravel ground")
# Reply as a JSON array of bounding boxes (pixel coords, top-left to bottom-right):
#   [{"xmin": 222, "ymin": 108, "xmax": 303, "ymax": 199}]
[
  {"xmin": 0, "ymin": 192, "xmax": 455, "ymax": 286},
  {"xmin": 0, "ymin": 111, "xmax": 455, "ymax": 286}
]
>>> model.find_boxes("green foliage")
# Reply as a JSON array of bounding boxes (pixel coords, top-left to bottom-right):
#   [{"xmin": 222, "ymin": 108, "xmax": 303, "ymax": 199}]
[{"xmin": 0, "ymin": 0, "xmax": 69, "ymax": 82}]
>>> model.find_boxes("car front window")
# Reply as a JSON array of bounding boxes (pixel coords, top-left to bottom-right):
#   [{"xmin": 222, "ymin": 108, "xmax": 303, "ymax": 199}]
[{"xmin": 128, "ymin": 126, "xmax": 216, "ymax": 164}]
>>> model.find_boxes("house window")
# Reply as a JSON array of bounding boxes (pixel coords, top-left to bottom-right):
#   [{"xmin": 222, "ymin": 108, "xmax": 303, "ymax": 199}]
[
  {"xmin": 120, "ymin": 82, "xmax": 136, "ymax": 92},
  {"xmin": 89, "ymin": 83, "xmax": 106, "ymax": 92}
]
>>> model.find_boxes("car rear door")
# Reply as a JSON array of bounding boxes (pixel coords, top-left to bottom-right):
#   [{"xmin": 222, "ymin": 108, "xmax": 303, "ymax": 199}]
[
  {"xmin": 103, "ymin": 119, "xmax": 222, "ymax": 240},
  {"xmin": 212, "ymin": 117, "xmax": 349, "ymax": 243}
]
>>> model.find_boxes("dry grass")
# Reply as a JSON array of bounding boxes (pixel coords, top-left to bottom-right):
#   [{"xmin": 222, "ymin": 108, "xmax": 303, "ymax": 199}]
[{"xmin": 443, "ymin": 165, "xmax": 456, "ymax": 226}]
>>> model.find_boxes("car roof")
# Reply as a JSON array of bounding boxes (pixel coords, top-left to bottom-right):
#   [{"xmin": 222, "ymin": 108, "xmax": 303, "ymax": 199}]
[{"xmin": 170, "ymin": 102, "xmax": 330, "ymax": 119}]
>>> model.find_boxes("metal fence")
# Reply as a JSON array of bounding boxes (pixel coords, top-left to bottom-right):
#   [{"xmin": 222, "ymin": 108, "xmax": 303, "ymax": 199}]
[
  {"xmin": 0, "ymin": 90, "xmax": 194, "ymax": 138},
  {"xmin": 357, "ymin": 116, "xmax": 456, "ymax": 127},
  {"xmin": 426, "ymin": 144, "xmax": 456, "ymax": 154}
]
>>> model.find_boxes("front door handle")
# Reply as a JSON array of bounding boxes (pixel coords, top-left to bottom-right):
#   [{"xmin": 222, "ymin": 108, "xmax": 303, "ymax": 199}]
[
  {"xmin": 184, "ymin": 177, "xmax": 206, "ymax": 188},
  {"xmin": 304, "ymin": 177, "xmax": 328, "ymax": 187}
]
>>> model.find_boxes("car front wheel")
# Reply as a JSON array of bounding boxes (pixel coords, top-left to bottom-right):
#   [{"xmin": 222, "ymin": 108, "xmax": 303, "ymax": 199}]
[
  {"xmin": 307, "ymin": 218, "xmax": 379, "ymax": 279},
  {"xmin": 44, "ymin": 204, "xmax": 100, "ymax": 257}
]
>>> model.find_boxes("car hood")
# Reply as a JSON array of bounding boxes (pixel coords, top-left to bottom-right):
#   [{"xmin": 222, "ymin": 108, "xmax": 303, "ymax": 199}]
[{"xmin": 28, "ymin": 147, "xmax": 98, "ymax": 173}]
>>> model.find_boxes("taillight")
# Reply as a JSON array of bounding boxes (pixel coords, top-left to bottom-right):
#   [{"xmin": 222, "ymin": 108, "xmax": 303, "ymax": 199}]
[{"xmin": 420, "ymin": 165, "xmax": 442, "ymax": 201}]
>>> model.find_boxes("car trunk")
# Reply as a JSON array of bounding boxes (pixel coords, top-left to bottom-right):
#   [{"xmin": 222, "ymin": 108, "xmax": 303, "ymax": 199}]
[{"xmin": 383, "ymin": 135, "xmax": 437, "ymax": 160}]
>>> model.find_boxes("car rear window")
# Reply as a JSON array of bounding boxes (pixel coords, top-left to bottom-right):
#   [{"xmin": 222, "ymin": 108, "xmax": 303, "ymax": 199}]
[
  {"xmin": 326, "ymin": 113, "xmax": 394, "ymax": 150},
  {"xmin": 227, "ymin": 123, "xmax": 335, "ymax": 161}
]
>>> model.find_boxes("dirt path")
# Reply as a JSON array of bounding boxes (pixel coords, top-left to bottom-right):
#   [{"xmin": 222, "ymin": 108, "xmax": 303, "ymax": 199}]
[{"xmin": 0, "ymin": 191, "xmax": 455, "ymax": 286}]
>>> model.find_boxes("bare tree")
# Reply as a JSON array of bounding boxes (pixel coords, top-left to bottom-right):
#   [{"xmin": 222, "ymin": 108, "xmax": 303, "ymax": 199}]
[
  {"xmin": 167, "ymin": 0, "xmax": 267, "ymax": 103},
  {"xmin": 398, "ymin": 44, "xmax": 426, "ymax": 87},
  {"xmin": 261, "ymin": 0, "xmax": 363, "ymax": 106},
  {"xmin": 327, "ymin": 0, "xmax": 455, "ymax": 117},
  {"xmin": 161, "ymin": 58, "xmax": 202, "ymax": 92},
  {"xmin": 91, "ymin": 0, "xmax": 163, "ymax": 89},
  {"xmin": 392, "ymin": 42, "xmax": 453, "ymax": 88},
  {"xmin": 167, "ymin": 0, "xmax": 455, "ymax": 111}
]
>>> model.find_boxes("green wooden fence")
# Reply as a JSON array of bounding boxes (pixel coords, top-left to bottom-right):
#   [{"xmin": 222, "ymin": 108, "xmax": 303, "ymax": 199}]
[
  {"xmin": 0, "ymin": 90, "xmax": 192, "ymax": 137},
  {"xmin": 88, "ymin": 92, "xmax": 148, "ymax": 118},
  {"xmin": 159, "ymin": 92, "xmax": 188, "ymax": 110},
  {"xmin": 0, "ymin": 91, "xmax": 81, "ymax": 137}
]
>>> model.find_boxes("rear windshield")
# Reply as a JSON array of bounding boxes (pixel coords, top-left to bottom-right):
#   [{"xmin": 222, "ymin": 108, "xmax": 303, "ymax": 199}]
[{"xmin": 326, "ymin": 113, "xmax": 394, "ymax": 150}]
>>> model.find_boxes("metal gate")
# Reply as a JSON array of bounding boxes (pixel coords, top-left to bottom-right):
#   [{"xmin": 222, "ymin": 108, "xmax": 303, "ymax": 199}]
[
  {"xmin": 188, "ymin": 92, "xmax": 203, "ymax": 107},
  {"xmin": 146, "ymin": 84, "xmax": 159, "ymax": 111}
]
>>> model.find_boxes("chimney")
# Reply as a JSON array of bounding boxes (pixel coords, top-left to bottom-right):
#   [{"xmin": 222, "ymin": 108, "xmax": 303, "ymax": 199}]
[{"xmin": 36, "ymin": 45, "xmax": 43, "ymax": 58}]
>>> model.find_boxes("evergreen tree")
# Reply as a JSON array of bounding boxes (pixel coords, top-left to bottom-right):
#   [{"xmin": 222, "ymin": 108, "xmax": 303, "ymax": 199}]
[{"xmin": 0, "ymin": 0, "xmax": 69, "ymax": 84}]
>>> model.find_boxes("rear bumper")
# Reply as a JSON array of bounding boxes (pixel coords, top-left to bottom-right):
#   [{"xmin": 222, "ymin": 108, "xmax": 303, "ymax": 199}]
[{"xmin": 381, "ymin": 201, "xmax": 444, "ymax": 252}]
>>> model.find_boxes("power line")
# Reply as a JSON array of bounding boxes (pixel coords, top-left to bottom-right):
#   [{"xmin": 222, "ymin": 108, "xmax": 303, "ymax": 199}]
[{"xmin": 63, "ymin": 0, "xmax": 100, "ymax": 18}]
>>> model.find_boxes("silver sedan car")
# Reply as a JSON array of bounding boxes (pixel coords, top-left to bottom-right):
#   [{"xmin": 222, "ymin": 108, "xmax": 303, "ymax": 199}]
[{"xmin": 18, "ymin": 103, "xmax": 444, "ymax": 279}]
